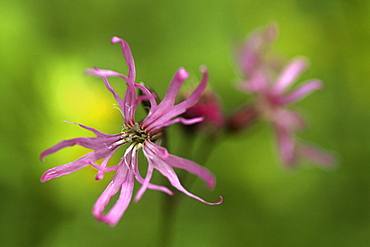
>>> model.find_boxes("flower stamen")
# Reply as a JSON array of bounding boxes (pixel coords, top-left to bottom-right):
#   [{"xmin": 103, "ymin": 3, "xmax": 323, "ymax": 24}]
[{"xmin": 121, "ymin": 122, "xmax": 147, "ymax": 144}]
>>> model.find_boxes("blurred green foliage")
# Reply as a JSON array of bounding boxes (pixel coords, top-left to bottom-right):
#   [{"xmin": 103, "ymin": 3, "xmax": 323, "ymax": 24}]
[{"xmin": 1, "ymin": 0, "xmax": 370, "ymax": 246}]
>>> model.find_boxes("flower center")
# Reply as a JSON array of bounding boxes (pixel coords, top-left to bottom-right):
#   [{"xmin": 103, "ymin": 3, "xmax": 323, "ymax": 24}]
[
  {"xmin": 256, "ymin": 93, "xmax": 279, "ymax": 122},
  {"xmin": 121, "ymin": 122, "xmax": 147, "ymax": 144},
  {"xmin": 121, "ymin": 122, "xmax": 163, "ymax": 144}
]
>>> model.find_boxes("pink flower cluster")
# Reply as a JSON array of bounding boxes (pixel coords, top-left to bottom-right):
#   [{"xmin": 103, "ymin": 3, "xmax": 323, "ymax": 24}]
[
  {"xmin": 234, "ymin": 24, "xmax": 335, "ymax": 167},
  {"xmin": 40, "ymin": 37, "xmax": 222, "ymax": 226}
]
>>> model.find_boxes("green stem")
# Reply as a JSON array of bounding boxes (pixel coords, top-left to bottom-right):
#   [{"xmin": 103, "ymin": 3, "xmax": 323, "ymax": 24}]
[
  {"xmin": 159, "ymin": 189, "xmax": 180, "ymax": 247},
  {"xmin": 158, "ymin": 131, "xmax": 219, "ymax": 247},
  {"xmin": 158, "ymin": 131, "xmax": 195, "ymax": 246}
]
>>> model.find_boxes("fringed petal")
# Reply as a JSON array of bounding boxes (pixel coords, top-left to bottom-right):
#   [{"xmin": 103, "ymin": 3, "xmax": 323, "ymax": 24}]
[
  {"xmin": 111, "ymin": 37, "xmax": 136, "ymax": 82},
  {"xmin": 92, "ymin": 158, "xmax": 135, "ymax": 226},
  {"xmin": 160, "ymin": 116, "xmax": 204, "ymax": 128},
  {"xmin": 159, "ymin": 67, "xmax": 189, "ymax": 110},
  {"xmin": 134, "ymin": 83, "xmax": 158, "ymax": 109},
  {"xmin": 133, "ymin": 153, "xmax": 173, "ymax": 198},
  {"xmin": 175, "ymin": 66, "xmax": 208, "ymax": 113},
  {"xmin": 279, "ymin": 80, "xmax": 322, "ymax": 105},
  {"xmin": 86, "ymin": 36, "xmax": 140, "ymax": 126},
  {"xmin": 272, "ymin": 58, "xmax": 308, "ymax": 94},
  {"xmin": 134, "ymin": 165, "xmax": 154, "ymax": 202},
  {"xmin": 141, "ymin": 68, "xmax": 189, "ymax": 129},
  {"xmin": 144, "ymin": 141, "xmax": 216, "ymax": 189},
  {"xmin": 298, "ymin": 143, "xmax": 337, "ymax": 167},
  {"xmin": 86, "ymin": 67, "xmax": 129, "ymax": 115},
  {"xmin": 274, "ymin": 124, "xmax": 296, "ymax": 167},
  {"xmin": 143, "ymin": 142, "xmax": 222, "ymax": 205},
  {"xmin": 85, "ymin": 68, "xmax": 130, "ymax": 82},
  {"xmin": 41, "ymin": 160, "xmax": 89, "ymax": 182},
  {"xmin": 143, "ymin": 67, "xmax": 208, "ymax": 132},
  {"xmin": 166, "ymin": 155, "xmax": 216, "ymax": 189},
  {"xmin": 238, "ymin": 24, "xmax": 278, "ymax": 78},
  {"xmin": 86, "ymin": 67, "xmax": 138, "ymax": 124},
  {"xmin": 87, "ymin": 160, "xmax": 120, "ymax": 173},
  {"xmin": 40, "ymin": 123, "xmax": 122, "ymax": 161},
  {"xmin": 41, "ymin": 135, "xmax": 123, "ymax": 182},
  {"xmin": 62, "ymin": 121, "xmax": 117, "ymax": 137},
  {"xmin": 93, "ymin": 151, "xmax": 117, "ymax": 180}
]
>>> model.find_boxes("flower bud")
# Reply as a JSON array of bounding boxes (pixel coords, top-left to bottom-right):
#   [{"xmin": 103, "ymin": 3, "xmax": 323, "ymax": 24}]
[{"xmin": 180, "ymin": 89, "xmax": 225, "ymax": 136}]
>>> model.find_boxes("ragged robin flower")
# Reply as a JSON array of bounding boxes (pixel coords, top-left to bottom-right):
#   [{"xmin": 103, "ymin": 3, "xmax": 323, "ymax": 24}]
[
  {"xmin": 233, "ymin": 24, "xmax": 335, "ymax": 168},
  {"xmin": 40, "ymin": 37, "xmax": 222, "ymax": 226}
]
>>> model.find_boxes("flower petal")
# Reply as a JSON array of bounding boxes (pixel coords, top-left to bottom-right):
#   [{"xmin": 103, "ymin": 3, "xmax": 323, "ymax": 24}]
[
  {"xmin": 160, "ymin": 67, "xmax": 190, "ymax": 109},
  {"xmin": 143, "ymin": 142, "xmax": 222, "ymax": 205},
  {"xmin": 133, "ymin": 142, "xmax": 172, "ymax": 201},
  {"xmin": 40, "ymin": 122, "xmax": 122, "ymax": 161},
  {"xmin": 141, "ymin": 68, "xmax": 189, "ymax": 129},
  {"xmin": 167, "ymin": 155, "xmax": 216, "ymax": 189},
  {"xmin": 94, "ymin": 151, "xmax": 117, "ymax": 180},
  {"xmin": 86, "ymin": 67, "xmax": 138, "ymax": 124},
  {"xmin": 111, "ymin": 37, "xmax": 136, "ymax": 83},
  {"xmin": 272, "ymin": 58, "xmax": 308, "ymax": 94},
  {"xmin": 175, "ymin": 66, "xmax": 208, "ymax": 114},
  {"xmin": 160, "ymin": 116, "xmax": 204, "ymax": 128},
  {"xmin": 41, "ymin": 138, "xmax": 123, "ymax": 182},
  {"xmin": 92, "ymin": 158, "xmax": 135, "ymax": 226},
  {"xmin": 40, "ymin": 136, "xmax": 120, "ymax": 161},
  {"xmin": 279, "ymin": 80, "xmax": 322, "ymax": 105},
  {"xmin": 87, "ymin": 160, "xmax": 120, "ymax": 173},
  {"xmin": 134, "ymin": 153, "xmax": 173, "ymax": 200},
  {"xmin": 85, "ymin": 68, "xmax": 130, "ymax": 82},
  {"xmin": 134, "ymin": 83, "xmax": 158, "ymax": 109},
  {"xmin": 143, "ymin": 67, "xmax": 208, "ymax": 132},
  {"xmin": 86, "ymin": 36, "xmax": 140, "ymax": 126},
  {"xmin": 274, "ymin": 124, "xmax": 296, "ymax": 167},
  {"xmin": 144, "ymin": 141, "xmax": 216, "ymax": 189},
  {"xmin": 298, "ymin": 143, "xmax": 337, "ymax": 167},
  {"xmin": 154, "ymin": 160, "xmax": 222, "ymax": 205},
  {"xmin": 41, "ymin": 160, "xmax": 89, "ymax": 182},
  {"xmin": 238, "ymin": 24, "xmax": 278, "ymax": 77},
  {"xmin": 134, "ymin": 165, "xmax": 154, "ymax": 202}
]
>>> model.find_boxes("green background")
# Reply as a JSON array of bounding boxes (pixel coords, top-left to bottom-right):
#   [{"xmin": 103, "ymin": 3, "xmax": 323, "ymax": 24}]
[{"xmin": 1, "ymin": 0, "xmax": 370, "ymax": 246}]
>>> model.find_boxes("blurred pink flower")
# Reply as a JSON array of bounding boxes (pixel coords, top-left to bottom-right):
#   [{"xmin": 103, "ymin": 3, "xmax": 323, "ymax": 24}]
[
  {"xmin": 40, "ymin": 37, "xmax": 222, "ymax": 226},
  {"xmin": 236, "ymin": 25, "xmax": 335, "ymax": 168},
  {"xmin": 181, "ymin": 88, "xmax": 225, "ymax": 135}
]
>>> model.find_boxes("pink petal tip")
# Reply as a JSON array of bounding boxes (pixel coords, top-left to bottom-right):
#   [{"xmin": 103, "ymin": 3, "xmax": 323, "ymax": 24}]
[
  {"xmin": 111, "ymin": 36, "xmax": 122, "ymax": 44},
  {"xmin": 200, "ymin": 65, "xmax": 208, "ymax": 73},
  {"xmin": 177, "ymin": 68, "xmax": 189, "ymax": 81}
]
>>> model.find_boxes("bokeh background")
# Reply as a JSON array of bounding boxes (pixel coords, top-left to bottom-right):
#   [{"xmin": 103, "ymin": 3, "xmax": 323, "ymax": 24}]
[{"xmin": 1, "ymin": 0, "xmax": 370, "ymax": 246}]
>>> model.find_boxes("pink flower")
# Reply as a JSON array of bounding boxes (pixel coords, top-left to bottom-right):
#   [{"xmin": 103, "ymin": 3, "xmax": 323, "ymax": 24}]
[
  {"xmin": 236, "ymin": 25, "xmax": 335, "ymax": 168},
  {"xmin": 237, "ymin": 23, "xmax": 279, "ymax": 85},
  {"xmin": 40, "ymin": 37, "xmax": 222, "ymax": 226},
  {"xmin": 180, "ymin": 88, "xmax": 225, "ymax": 135}
]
